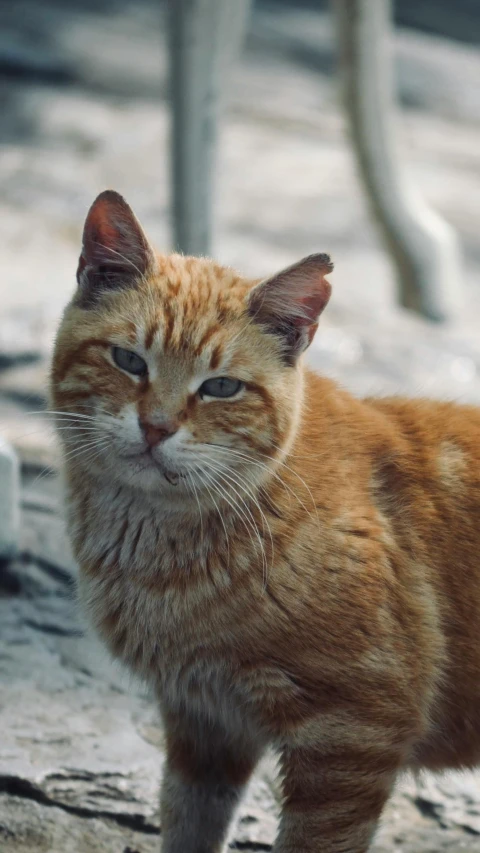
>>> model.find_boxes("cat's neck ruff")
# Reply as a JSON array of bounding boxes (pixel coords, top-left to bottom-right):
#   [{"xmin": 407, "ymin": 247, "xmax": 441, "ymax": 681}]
[{"xmin": 67, "ymin": 467, "xmax": 248, "ymax": 578}]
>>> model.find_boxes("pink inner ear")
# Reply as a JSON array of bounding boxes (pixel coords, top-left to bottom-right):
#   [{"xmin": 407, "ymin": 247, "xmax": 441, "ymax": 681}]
[
  {"xmin": 84, "ymin": 194, "xmax": 132, "ymax": 253},
  {"xmin": 85, "ymin": 197, "xmax": 127, "ymax": 249},
  {"xmin": 294, "ymin": 279, "xmax": 332, "ymax": 327},
  {"xmin": 247, "ymin": 253, "xmax": 333, "ymax": 358},
  {"xmin": 79, "ymin": 189, "xmax": 154, "ymax": 278},
  {"xmin": 94, "ymin": 218, "xmax": 121, "ymax": 248}
]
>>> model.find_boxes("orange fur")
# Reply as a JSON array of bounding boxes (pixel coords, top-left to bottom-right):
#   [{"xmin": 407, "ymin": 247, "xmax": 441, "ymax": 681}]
[{"xmin": 51, "ymin": 192, "xmax": 480, "ymax": 853}]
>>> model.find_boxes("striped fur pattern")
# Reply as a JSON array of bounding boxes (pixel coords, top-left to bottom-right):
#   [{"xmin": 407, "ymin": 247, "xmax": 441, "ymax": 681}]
[{"xmin": 51, "ymin": 191, "xmax": 480, "ymax": 852}]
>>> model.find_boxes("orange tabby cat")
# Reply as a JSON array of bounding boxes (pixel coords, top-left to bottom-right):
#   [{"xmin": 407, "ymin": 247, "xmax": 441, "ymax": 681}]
[{"xmin": 51, "ymin": 190, "xmax": 480, "ymax": 853}]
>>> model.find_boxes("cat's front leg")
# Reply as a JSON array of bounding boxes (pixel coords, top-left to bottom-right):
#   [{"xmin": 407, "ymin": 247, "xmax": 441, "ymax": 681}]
[
  {"xmin": 159, "ymin": 711, "xmax": 263, "ymax": 853},
  {"xmin": 274, "ymin": 739, "xmax": 402, "ymax": 853}
]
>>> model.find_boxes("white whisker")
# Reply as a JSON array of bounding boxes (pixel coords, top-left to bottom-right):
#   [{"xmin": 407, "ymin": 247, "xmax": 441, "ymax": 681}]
[
  {"xmin": 92, "ymin": 241, "xmax": 144, "ymax": 279},
  {"xmin": 200, "ymin": 467, "xmax": 260, "ymax": 574},
  {"xmin": 193, "ymin": 469, "xmax": 230, "ymax": 568},
  {"xmin": 205, "ymin": 456, "xmax": 274, "ymax": 587},
  {"xmin": 186, "ymin": 472, "xmax": 204, "ymax": 545},
  {"xmin": 201, "ymin": 464, "xmax": 269, "ymax": 590}
]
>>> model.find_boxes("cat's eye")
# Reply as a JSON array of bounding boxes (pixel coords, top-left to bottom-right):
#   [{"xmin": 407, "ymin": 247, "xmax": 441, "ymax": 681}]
[
  {"xmin": 112, "ymin": 346, "xmax": 147, "ymax": 377},
  {"xmin": 199, "ymin": 377, "xmax": 243, "ymax": 399}
]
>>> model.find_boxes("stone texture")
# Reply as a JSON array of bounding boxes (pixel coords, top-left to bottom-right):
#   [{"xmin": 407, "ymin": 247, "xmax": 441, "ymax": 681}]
[{"xmin": 1, "ymin": 0, "xmax": 480, "ymax": 850}]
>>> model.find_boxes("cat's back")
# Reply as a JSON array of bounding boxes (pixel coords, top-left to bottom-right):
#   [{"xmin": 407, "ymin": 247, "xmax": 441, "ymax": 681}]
[
  {"xmin": 365, "ymin": 393, "xmax": 480, "ymax": 557},
  {"xmin": 293, "ymin": 375, "xmax": 479, "ymax": 585},
  {"xmin": 366, "ymin": 392, "xmax": 480, "ymax": 588},
  {"xmin": 300, "ymin": 376, "xmax": 480, "ymax": 769},
  {"xmin": 301, "ymin": 370, "xmax": 480, "ymax": 531},
  {"xmin": 297, "ymin": 375, "xmax": 480, "ymax": 768},
  {"xmin": 369, "ymin": 393, "xmax": 480, "ymax": 472},
  {"xmin": 367, "ymin": 394, "xmax": 480, "ymax": 769}
]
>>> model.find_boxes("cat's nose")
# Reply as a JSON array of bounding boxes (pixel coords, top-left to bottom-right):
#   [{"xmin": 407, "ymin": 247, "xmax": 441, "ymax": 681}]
[{"xmin": 139, "ymin": 418, "xmax": 177, "ymax": 447}]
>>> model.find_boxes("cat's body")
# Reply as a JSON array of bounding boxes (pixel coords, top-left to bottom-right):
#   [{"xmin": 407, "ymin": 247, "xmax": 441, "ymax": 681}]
[{"xmin": 52, "ymin": 191, "xmax": 480, "ymax": 853}]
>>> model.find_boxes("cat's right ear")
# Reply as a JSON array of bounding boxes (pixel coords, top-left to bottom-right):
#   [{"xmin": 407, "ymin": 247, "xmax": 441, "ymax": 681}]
[
  {"xmin": 75, "ymin": 190, "xmax": 157, "ymax": 306},
  {"xmin": 247, "ymin": 253, "xmax": 333, "ymax": 363}
]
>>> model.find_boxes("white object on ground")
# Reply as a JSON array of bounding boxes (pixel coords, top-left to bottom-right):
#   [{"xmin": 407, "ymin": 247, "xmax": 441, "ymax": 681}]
[{"xmin": 0, "ymin": 436, "xmax": 20, "ymax": 559}]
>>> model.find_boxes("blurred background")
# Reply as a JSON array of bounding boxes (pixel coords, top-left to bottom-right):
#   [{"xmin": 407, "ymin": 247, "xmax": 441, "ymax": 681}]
[
  {"xmin": 1, "ymin": 0, "xmax": 480, "ymax": 447},
  {"xmin": 1, "ymin": 2, "xmax": 480, "ymax": 851}
]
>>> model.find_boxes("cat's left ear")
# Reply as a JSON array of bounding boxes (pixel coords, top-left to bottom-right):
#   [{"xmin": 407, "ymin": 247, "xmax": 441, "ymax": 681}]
[
  {"xmin": 75, "ymin": 190, "xmax": 157, "ymax": 306},
  {"xmin": 247, "ymin": 253, "xmax": 333, "ymax": 362}
]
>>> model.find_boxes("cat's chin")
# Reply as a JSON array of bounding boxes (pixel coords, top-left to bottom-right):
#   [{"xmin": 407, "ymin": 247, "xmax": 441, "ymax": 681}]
[{"xmin": 112, "ymin": 455, "xmax": 192, "ymax": 498}]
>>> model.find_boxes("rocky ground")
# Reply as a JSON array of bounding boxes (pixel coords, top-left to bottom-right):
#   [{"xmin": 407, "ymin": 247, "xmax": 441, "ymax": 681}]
[{"xmin": 1, "ymin": 1, "xmax": 480, "ymax": 850}]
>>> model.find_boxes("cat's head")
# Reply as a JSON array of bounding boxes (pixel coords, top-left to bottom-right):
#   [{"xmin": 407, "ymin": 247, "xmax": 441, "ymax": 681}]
[{"xmin": 51, "ymin": 190, "xmax": 332, "ymax": 501}]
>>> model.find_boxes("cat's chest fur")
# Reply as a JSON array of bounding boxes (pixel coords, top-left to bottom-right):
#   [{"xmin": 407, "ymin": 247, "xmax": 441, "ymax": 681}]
[{"xmin": 71, "ymin": 482, "xmax": 268, "ymax": 727}]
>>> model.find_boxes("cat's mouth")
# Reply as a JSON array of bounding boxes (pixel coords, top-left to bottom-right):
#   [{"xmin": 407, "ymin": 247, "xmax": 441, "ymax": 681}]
[
  {"xmin": 122, "ymin": 450, "xmax": 185, "ymax": 486},
  {"xmin": 163, "ymin": 468, "xmax": 181, "ymax": 486}
]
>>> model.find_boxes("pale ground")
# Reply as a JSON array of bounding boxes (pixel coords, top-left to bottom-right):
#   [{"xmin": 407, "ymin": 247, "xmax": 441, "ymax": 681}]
[{"xmin": 1, "ymin": 1, "xmax": 480, "ymax": 850}]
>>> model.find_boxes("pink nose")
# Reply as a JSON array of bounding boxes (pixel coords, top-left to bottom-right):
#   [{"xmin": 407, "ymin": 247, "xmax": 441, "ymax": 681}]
[{"xmin": 139, "ymin": 418, "xmax": 177, "ymax": 447}]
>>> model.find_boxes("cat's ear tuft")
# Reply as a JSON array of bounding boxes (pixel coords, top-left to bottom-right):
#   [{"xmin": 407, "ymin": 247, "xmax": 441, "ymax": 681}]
[
  {"xmin": 75, "ymin": 190, "xmax": 156, "ymax": 306},
  {"xmin": 247, "ymin": 253, "xmax": 333, "ymax": 362}
]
